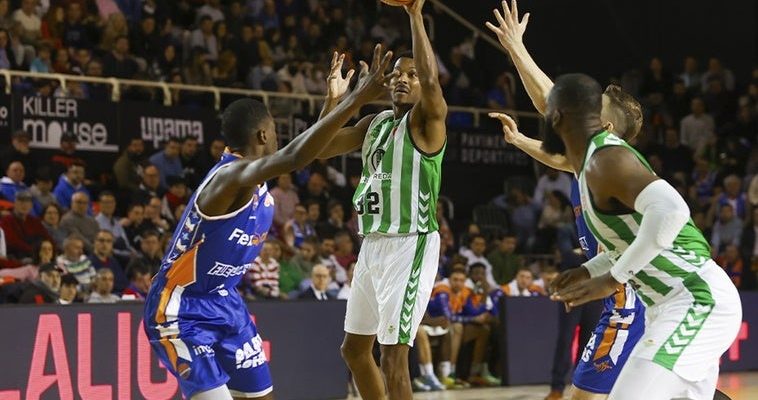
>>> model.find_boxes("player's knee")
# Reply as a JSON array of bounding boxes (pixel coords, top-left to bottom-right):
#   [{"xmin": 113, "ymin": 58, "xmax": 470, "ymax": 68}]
[
  {"xmin": 340, "ymin": 336, "xmax": 371, "ymax": 366},
  {"xmin": 379, "ymin": 345, "xmax": 408, "ymax": 379}
]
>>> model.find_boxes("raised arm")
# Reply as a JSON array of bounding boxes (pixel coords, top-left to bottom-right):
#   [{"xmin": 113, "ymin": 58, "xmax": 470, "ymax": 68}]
[
  {"xmin": 406, "ymin": 0, "xmax": 448, "ymax": 154},
  {"xmin": 489, "ymin": 112, "xmax": 573, "ymax": 172},
  {"xmin": 486, "ymin": 0, "xmax": 553, "ymax": 115}
]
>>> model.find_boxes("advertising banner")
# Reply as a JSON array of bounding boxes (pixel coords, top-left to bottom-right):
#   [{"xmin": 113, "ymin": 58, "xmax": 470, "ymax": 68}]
[
  {"xmin": 118, "ymin": 101, "xmax": 221, "ymax": 151},
  {"xmin": 12, "ymin": 95, "xmax": 120, "ymax": 153},
  {"xmin": 0, "ymin": 301, "xmax": 348, "ymax": 400}
]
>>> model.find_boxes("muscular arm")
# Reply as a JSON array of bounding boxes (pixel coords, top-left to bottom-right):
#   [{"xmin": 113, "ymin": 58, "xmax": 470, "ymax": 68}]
[
  {"xmin": 586, "ymin": 147, "xmax": 687, "ymax": 282},
  {"xmin": 507, "ymin": 44, "xmax": 553, "ymax": 115},
  {"xmin": 511, "ymin": 134, "xmax": 572, "ymax": 172},
  {"xmin": 408, "ymin": 4, "xmax": 447, "ymax": 154},
  {"xmin": 317, "ymin": 114, "xmax": 375, "ymax": 159}
]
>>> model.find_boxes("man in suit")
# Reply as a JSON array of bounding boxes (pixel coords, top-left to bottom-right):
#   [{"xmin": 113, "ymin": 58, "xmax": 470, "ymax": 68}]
[{"xmin": 299, "ymin": 264, "xmax": 334, "ymax": 301}]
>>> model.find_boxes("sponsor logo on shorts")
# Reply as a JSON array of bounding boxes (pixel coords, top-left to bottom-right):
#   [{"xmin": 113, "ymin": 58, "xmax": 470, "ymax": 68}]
[
  {"xmin": 228, "ymin": 228, "xmax": 268, "ymax": 247},
  {"xmin": 207, "ymin": 261, "xmax": 251, "ymax": 278},
  {"xmin": 192, "ymin": 345, "xmax": 215, "ymax": 357},
  {"xmin": 593, "ymin": 360, "xmax": 613, "ymax": 372},
  {"xmin": 235, "ymin": 334, "xmax": 267, "ymax": 369}
]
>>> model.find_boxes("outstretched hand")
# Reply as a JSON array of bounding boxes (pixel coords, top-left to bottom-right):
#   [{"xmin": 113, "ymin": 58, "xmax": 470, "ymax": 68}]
[
  {"xmin": 485, "ymin": 0, "xmax": 530, "ymax": 53},
  {"xmin": 489, "ymin": 112, "xmax": 524, "ymax": 144},
  {"xmin": 404, "ymin": 0, "xmax": 425, "ymax": 16},
  {"xmin": 326, "ymin": 52, "xmax": 355, "ymax": 100},
  {"xmin": 351, "ymin": 44, "xmax": 398, "ymax": 103}
]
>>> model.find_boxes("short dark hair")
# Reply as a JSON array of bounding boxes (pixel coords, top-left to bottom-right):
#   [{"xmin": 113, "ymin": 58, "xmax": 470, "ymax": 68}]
[
  {"xmin": 126, "ymin": 263, "xmax": 150, "ymax": 281},
  {"xmin": 469, "ymin": 262, "xmax": 486, "ymax": 273},
  {"xmin": 166, "ymin": 137, "xmax": 181, "ymax": 145},
  {"xmin": 394, "ymin": 51, "xmax": 413, "ymax": 63},
  {"xmin": 141, "ymin": 230, "xmax": 160, "ymax": 240},
  {"xmin": 469, "ymin": 234, "xmax": 486, "ymax": 245},
  {"xmin": 549, "ymin": 73, "xmax": 603, "ymax": 116},
  {"xmin": 302, "ymin": 236, "xmax": 320, "ymax": 247},
  {"xmin": 61, "ymin": 273, "xmax": 79, "ymax": 287},
  {"xmin": 99, "ymin": 190, "xmax": 115, "ymax": 200},
  {"xmin": 221, "ymin": 99, "xmax": 271, "ymax": 152},
  {"xmin": 603, "ymin": 84, "xmax": 643, "ymax": 140},
  {"xmin": 127, "ymin": 202, "xmax": 144, "ymax": 213},
  {"xmin": 180, "ymin": 135, "xmax": 198, "ymax": 143}
]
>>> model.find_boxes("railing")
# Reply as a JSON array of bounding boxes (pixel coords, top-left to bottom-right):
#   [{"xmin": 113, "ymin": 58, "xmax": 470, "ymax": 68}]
[{"xmin": 0, "ymin": 69, "xmax": 542, "ymax": 129}]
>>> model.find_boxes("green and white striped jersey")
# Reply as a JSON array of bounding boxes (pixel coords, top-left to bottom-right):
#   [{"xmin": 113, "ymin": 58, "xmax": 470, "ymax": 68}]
[
  {"xmin": 578, "ymin": 131, "xmax": 713, "ymax": 307},
  {"xmin": 352, "ymin": 110, "xmax": 445, "ymax": 236}
]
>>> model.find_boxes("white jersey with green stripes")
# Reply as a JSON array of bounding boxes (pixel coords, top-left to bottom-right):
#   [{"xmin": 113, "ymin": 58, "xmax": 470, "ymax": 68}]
[
  {"xmin": 578, "ymin": 131, "xmax": 713, "ymax": 308},
  {"xmin": 352, "ymin": 110, "xmax": 445, "ymax": 236}
]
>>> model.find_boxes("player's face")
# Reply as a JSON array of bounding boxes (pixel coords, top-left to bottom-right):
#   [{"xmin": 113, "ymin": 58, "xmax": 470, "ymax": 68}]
[
  {"xmin": 449, "ymin": 272, "xmax": 466, "ymax": 292},
  {"xmin": 390, "ymin": 58, "xmax": 421, "ymax": 106}
]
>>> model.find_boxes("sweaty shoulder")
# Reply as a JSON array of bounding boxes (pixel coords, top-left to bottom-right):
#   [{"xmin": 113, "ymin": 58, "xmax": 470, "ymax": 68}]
[{"xmin": 586, "ymin": 146, "xmax": 658, "ymax": 210}]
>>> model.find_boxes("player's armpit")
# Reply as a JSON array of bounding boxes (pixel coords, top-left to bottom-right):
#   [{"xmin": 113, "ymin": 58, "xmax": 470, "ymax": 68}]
[
  {"xmin": 318, "ymin": 114, "xmax": 375, "ymax": 159},
  {"xmin": 585, "ymin": 146, "xmax": 658, "ymax": 212}
]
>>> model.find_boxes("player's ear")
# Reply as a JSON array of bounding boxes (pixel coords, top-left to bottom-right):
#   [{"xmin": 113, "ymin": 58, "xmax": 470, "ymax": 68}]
[
  {"xmin": 551, "ymin": 110, "xmax": 562, "ymax": 128},
  {"xmin": 256, "ymin": 128, "xmax": 267, "ymax": 145}
]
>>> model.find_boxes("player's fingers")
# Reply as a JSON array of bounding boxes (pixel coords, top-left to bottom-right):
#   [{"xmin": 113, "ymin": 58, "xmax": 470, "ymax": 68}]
[
  {"xmin": 521, "ymin": 12, "xmax": 530, "ymax": 27},
  {"xmin": 379, "ymin": 50, "xmax": 394, "ymax": 72},
  {"xmin": 330, "ymin": 51, "xmax": 338, "ymax": 69},
  {"xmin": 371, "ymin": 44, "xmax": 382, "ymax": 71},
  {"xmin": 484, "ymin": 21, "xmax": 502, "ymax": 36},
  {"xmin": 511, "ymin": 0, "xmax": 519, "ymax": 21},
  {"xmin": 382, "ymin": 70, "xmax": 400, "ymax": 86},
  {"xmin": 345, "ymin": 69, "xmax": 355, "ymax": 81},
  {"xmin": 500, "ymin": 0, "xmax": 511, "ymax": 20},
  {"xmin": 493, "ymin": 8, "xmax": 507, "ymax": 28},
  {"xmin": 359, "ymin": 61, "xmax": 369, "ymax": 78},
  {"xmin": 488, "ymin": 112, "xmax": 508, "ymax": 122}
]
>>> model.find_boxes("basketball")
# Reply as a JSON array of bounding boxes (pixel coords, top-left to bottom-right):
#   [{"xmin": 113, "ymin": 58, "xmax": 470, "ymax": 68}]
[{"xmin": 380, "ymin": 0, "xmax": 414, "ymax": 6}]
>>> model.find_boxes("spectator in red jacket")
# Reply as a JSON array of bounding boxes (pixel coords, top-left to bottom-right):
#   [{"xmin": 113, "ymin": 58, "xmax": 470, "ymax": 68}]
[{"xmin": 0, "ymin": 191, "xmax": 52, "ymax": 260}]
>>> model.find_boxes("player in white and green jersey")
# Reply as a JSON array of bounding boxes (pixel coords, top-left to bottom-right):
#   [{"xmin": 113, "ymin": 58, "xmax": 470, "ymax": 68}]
[
  {"xmin": 507, "ymin": 73, "xmax": 742, "ymax": 400},
  {"xmin": 315, "ymin": 0, "xmax": 447, "ymax": 398}
]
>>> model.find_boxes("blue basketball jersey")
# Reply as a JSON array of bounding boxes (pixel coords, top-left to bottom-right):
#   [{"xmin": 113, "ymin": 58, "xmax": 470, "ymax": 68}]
[
  {"xmin": 157, "ymin": 152, "xmax": 275, "ymax": 295},
  {"xmin": 571, "ymin": 178, "xmax": 599, "ymax": 259}
]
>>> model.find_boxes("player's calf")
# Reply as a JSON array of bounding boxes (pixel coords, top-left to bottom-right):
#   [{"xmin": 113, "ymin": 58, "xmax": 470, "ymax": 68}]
[
  {"xmin": 566, "ymin": 385, "xmax": 608, "ymax": 400},
  {"xmin": 380, "ymin": 344, "xmax": 413, "ymax": 400}
]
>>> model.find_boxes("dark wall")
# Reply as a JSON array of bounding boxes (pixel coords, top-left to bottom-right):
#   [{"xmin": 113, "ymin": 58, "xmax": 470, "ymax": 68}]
[{"xmin": 439, "ymin": 0, "xmax": 757, "ymax": 84}]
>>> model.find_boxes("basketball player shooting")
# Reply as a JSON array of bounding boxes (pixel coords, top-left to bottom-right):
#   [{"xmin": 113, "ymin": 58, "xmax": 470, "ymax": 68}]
[
  {"xmin": 142, "ymin": 44, "xmax": 397, "ymax": 400},
  {"xmin": 317, "ymin": 0, "xmax": 447, "ymax": 398}
]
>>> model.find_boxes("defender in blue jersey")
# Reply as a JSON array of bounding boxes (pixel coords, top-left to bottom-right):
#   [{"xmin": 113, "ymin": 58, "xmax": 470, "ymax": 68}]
[
  {"xmin": 486, "ymin": 2, "xmax": 646, "ymax": 398},
  {"xmin": 143, "ymin": 46, "xmax": 398, "ymax": 400}
]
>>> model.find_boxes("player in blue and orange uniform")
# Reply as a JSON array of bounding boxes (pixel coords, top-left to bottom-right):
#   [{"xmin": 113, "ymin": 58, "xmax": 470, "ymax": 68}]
[{"xmin": 143, "ymin": 46, "xmax": 398, "ymax": 400}]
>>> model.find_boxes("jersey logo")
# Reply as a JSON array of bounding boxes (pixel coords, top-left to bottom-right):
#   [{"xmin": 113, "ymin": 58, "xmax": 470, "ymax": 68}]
[
  {"xmin": 371, "ymin": 149, "xmax": 385, "ymax": 170},
  {"xmin": 207, "ymin": 261, "xmax": 251, "ymax": 278},
  {"xmin": 228, "ymin": 228, "xmax": 268, "ymax": 246}
]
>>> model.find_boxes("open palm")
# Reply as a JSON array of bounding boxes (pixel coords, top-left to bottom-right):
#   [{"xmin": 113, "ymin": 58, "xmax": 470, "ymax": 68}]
[{"xmin": 326, "ymin": 52, "xmax": 355, "ymax": 100}]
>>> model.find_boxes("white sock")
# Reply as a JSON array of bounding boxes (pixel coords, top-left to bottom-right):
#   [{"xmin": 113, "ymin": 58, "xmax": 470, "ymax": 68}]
[
  {"xmin": 421, "ymin": 362, "xmax": 434, "ymax": 376},
  {"xmin": 439, "ymin": 361, "xmax": 451, "ymax": 377},
  {"xmin": 471, "ymin": 363, "xmax": 483, "ymax": 375},
  {"xmin": 482, "ymin": 363, "xmax": 492, "ymax": 376},
  {"xmin": 451, "ymin": 364, "xmax": 456, "ymax": 375}
]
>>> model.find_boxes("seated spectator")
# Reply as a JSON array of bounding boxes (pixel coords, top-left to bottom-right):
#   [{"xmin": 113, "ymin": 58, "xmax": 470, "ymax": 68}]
[
  {"xmin": 337, "ymin": 262, "xmax": 355, "ymax": 300},
  {"xmin": 535, "ymin": 190, "xmax": 574, "ymax": 253},
  {"xmin": 502, "ymin": 267, "xmax": 541, "ymax": 297},
  {"xmin": 282, "ymin": 204, "xmax": 315, "ymax": 249},
  {"xmin": 691, "ymin": 158, "xmax": 718, "ymax": 208},
  {"xmin": 56, "ymin": 235, "xmax": 95, "ymax": 288},
  {"xmin": 133, "ymin": 164, "xmax": 164, "ymax": 205},
  {"xmin": 143, "ymin": 196, "xmax": 170, "ymax": 238},
  {"xmin": 459, "ymin": 234, "xmax": 497, "ymax": 287},
  {"xmin": 486, "ymin": 72, "xmax": 515, "ymax": 109},
  {"xmin": 332, "ymin": 230, "xmax": 355, "ymax": 282},
  {"xmin": 533, "ymin": 168, "xmax": 572, "ymax": 207},
  {"xmin": 103, "ymin": 35, "xmax": 138, "ymax": 79},
  {"xmin": 710, "ymin": 204, "xmax": 743, "ymax": 255},
  {"xmin": 468, "ymin": 263, "xmax": 502, "ymax": 317},
  {"xmin": 298, "ymin": 264, "xmax": 334, "ymax": 300},
  {"xmin": 179, "ymin": 136, "xmax": 203, "ymax": 189},
  {"xmin": 190, "ymin": 16, "xmax": 218, "ymax": 62},
  {"xmin": 0, "ymin": 161, "xmax": 34, "ymax": 209},
  {"xmin": 18, "ymin": 262, "xmax": 60, "ymax": 304},
  {"xmin": 126, "ymin": 230, "xmax": 162, "ymax": 274},
  {"xmin": 0, "ymin": 191, "xmax": 51, "ymax": 260},
  {"xmin": 50, "ymin": 132, "xmax": 87, "ymax": 179},
  {"xmin": 12, "ymin": 0, "xmax": 40, "ymax": 45},
  {"xmin": 87, "ymin": 268, "xmax": 120, "ymax": 303},
  {"xmin": 41, "ymin": 203, "xmax": 65, "ymax": 249},
  {"xmin": 713, "ymin": 175, "xmax": 748, "ymax": 220},
  {"xmin": 0, "ymin": 226, "xmax": 21, "ymax": 275},
  {"xmin": 53, "ymin": 162, "xmax": 90, "ymax": 211},
  {"xmin": 246, "ymin": 241, "xmax": 281, "ymax": 299},
  {"xmin": 426, "ymin": 268, "xmax": 497, "ymax": 386},
  {"xmin": 300, "ymin": 173, "xmax": 330, "ymax": 219},
  {"xmin": 317, "ymin": 200, "xmax": 346, "ymax": 239},
  {"xmin": 680, "ymin": 98, "xmax": 715, "ymax": 153},
  {"xmin": 306, "ymin": 199, "xmax": 322, "ymax": 227},
  {"xmin": 30, "ymin": 42, "xmax": 52, "ymax": 72},
  {"xmin": 290, "ymin": 236, "xmax": 319, "ymax": 279},
  {"xmin": 121, "ymin": 203, "xmax": 148, "ymax": 248},
  {"xmin": 533, "ymin": 265, "xmax": 560, "ymax": 296},
  {"xmin": 716, "ymin": 244, "xmax": 744, "ymax": 289},
  {"xmin": 61, "ymin": 2, "xmax": 94, "ymax": 50},
  {"xmin": 161, "ymin": 176, "xmax": 189, "ymax": 224},
  {"xmin": 113, "ymin": 138, "xmax": 146, "ymax": 192},
  {"xmin": 58, "ymin": 273, "xmax": 79, "ymax": 304},
  {"xmin": 487, "ymin": 233, "xmax": 521, "ymax": 285},
  {"xmin": 95, "ymin": 191, "xmax": 135, "ymax": 259},
  {"xmin": 148, "ymin": 138, "xmax": 183, "ymax": 190},
  {"xmin": 60, "ymin": 192, "xmax": 99, "ymax": 252},
  {"xmin": 29, "ymin": 169, "xmax": 56, "ymax": 210},
  {"xmin": 271, "ymin": 173, "xmax": 299, "ymax": 231},
  {"xmin": 122, "ymin": 263, "xmax": 151, "ymax": 301},
  {"xmin": 89, "ymin": 230, "xmax": 127, "ymax": 293},
  {"xmin": 0, "ymin": 129, "xmax": 35, "ymax": 185}
]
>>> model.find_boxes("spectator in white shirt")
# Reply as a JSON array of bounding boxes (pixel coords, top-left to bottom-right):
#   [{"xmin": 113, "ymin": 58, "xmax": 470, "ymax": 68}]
[
  {"xmin": 337, "ymin": 262, "xmax": 354, "ymax": 300},
  {"xmin": 12, "ymin": 0, "xmax": 40, "ymax": 45},
  {"xmin": 680, "ymin": 97, "xmax": 715, "ymax": 152},
  {"xmin": 533, "ymin": 168, "xmax": 572, "ymax": 207},
  {"xmin": 190, "ymin": 16, "xmax": 218, "ymax": 62},
  {"xmin": 459, "ymin": 234, "xmax": 497, "ymax": 288},
  {"xmin": 197, "ymin": 0, "xmax": 225, "ymax": 23},
  {"xmin": 87, "ymin": 268, "xmax": 120, "ymax": 303}
]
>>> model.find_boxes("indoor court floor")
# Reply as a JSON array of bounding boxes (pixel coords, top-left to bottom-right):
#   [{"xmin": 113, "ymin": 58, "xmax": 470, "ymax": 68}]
[{"xmin": 353, "ymin": 372, "xmax": 758, "ymax": 400}]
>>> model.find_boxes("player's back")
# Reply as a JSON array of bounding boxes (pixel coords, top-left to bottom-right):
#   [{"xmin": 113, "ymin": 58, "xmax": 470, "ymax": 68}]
[{"xmin": 145, "ymin": 152, "xmax": 275, "ymax": 324}]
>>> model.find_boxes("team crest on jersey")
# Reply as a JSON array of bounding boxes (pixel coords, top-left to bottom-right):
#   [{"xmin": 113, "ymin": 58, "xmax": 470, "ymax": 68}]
[
  {"xmin": 264, "ymin": 193, "xmax": 274, "ymax": 207},
  {"xmin": 371, "ymin": 149, "xmax": 385, "ymax": 170}
]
